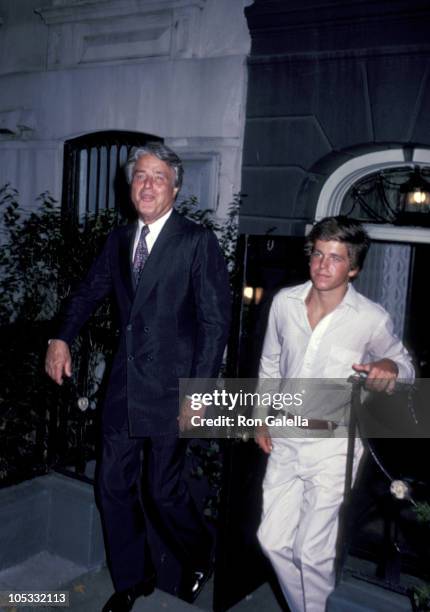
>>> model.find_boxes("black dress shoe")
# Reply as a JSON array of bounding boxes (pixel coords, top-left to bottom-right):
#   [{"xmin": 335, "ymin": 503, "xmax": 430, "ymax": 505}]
[
  {"xmin": 102, "ymin": 589, "xmax": 135, "ymax": 612},
  {"xmin": 102, "ymin": 576, "xmax": 156, "ymax": 612},
  {"xmin": 179, "ymin": 568, "xmax": 212, "ymax": 603},
  {"xmin": 134, "ymin": 575, "xmax": 156, "ymax": 598}
]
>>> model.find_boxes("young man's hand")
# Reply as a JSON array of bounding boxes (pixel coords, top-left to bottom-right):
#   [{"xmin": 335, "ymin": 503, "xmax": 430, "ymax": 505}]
[
  {"xmin": 255, "ymin": 423, "xmax": 273, "ymax": 454},
  {"xmin": 352, "ymin": 358, "xmax": 398, "ymax": 394}
]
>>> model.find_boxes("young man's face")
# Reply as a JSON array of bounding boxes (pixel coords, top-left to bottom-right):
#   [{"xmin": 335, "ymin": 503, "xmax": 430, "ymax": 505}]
[
  {"xmin": 309, "ymin": 239, "xmax": 358, "ymax": 293},
  {"xmin": 131, "ymin": 154, "xmax": 178, "ymax": 224}
]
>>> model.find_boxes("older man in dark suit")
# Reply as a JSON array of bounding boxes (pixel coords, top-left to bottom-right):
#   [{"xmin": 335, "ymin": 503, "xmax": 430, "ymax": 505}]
[{"xmin": 45, "ymin": 142, "xmax": 231, "ymax": 612}]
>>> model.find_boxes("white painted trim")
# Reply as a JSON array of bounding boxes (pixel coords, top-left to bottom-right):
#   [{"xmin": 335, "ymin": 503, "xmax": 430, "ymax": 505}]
[
  {"xmin": 413, "ymin": 149, "xmax": 430, "ymax": 164},
  {"xmin": 315, "ymin": 148, "xmax": 430, "ymax": 244},
  {"xmin": 363, "ymin": 224, "xmax": 430, "ymax": 244},
  {"xmin": 315, "ymin": 149, "xmax": 406, "ymax": 220}
]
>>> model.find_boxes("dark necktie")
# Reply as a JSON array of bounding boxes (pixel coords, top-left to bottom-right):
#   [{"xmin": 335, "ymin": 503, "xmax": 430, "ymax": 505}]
[{"xmin": 132, "ymin": 225, "xmax": 150, "ymax": 285}]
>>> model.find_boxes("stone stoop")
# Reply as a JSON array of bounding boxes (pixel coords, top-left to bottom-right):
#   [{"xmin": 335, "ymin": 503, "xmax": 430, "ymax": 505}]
[
  {"xmin": 327, "ymin": 575, "xmax": 413, "ymax": 612},
  {"xmin": 0, "ymin": 473, "xmax": 210, "ymax": 612},
  {"xmin": 0, "ymin": 472, "xmax": 105, "ymax": 577},
  {"xmin": 56, "ymin": 566, "xmax": 206, "ymax": 612}
]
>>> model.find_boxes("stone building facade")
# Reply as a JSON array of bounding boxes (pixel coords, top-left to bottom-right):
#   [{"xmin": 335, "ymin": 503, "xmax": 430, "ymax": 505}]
[{"xmin": 0, "ymin": 0, "xmax": 252, "ymax": 217}]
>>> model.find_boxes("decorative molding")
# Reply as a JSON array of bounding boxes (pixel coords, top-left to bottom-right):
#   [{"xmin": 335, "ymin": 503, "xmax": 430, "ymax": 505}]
[
  {"xmin": 0, "ymin": 109, "xmax": 37, "ymax": 137},
  {"xmin": 37, "ymin": 0, "xmax": 206, "ymax": 24},
  {"xmin": 35, "ymin": 0, "xmax": 207, "ymax": 67}
]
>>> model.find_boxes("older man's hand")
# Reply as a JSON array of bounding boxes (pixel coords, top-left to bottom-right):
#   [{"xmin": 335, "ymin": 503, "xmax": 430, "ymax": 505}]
[
  {"xmin": 45, "ymin": 339, "xmax": 72, "ymax": 385},
  {"xmin": 178, "ymin": 396, "xmax": 206, "ymax": 432}
]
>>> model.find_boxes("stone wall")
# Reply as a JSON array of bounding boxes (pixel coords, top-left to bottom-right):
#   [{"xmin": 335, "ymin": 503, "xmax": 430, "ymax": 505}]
[
  {"xmin": 240, "ymin": 0, "xmax": 430, "ymax": 234},
  {"xmin": 0, "ymin": 0, "xmax": 252, "ymax": 216}
]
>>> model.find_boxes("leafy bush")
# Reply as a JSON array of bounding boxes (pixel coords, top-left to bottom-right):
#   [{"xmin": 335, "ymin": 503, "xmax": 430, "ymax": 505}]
[
  {"xmin": 0, "ymin": 184, "xmax": 120, "ymax": 484},
  {"xmin": 0, "ymin": 184, "xmax": 120, "ymax": 324}
]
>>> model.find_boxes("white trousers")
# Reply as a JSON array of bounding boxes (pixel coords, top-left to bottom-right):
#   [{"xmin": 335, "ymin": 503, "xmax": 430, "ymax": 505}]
[{"xmin": 257, "ymin": 436, "xmax": 363, "ymax": 612}]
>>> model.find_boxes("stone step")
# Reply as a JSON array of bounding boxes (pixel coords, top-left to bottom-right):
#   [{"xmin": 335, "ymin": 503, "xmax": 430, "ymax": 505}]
[{"xmin": 63, "ymin": 566, "xmax": 206, "ymax": 612}]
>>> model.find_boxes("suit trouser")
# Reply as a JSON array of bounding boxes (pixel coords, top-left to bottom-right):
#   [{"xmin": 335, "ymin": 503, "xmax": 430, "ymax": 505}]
[
  {"xmin": 258, "ymin": 436, "xmax": 363, "ymax": 612},
  {"xmin": 95, "ymin": 427, "xmax": 211, "ymax": 592}
]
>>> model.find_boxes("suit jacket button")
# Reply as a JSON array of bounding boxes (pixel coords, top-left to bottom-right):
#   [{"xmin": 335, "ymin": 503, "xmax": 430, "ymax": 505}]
[
  {"xmin": 144, "ymin": 326, "xmax": 149, "ymax": 333},
  {"xmin": 126, "ymin": 324, "xmax": 133, "ymax": 331},
  {"xmin": 128, "ymin": 355, "xmax": 134, "ymax": 361}
]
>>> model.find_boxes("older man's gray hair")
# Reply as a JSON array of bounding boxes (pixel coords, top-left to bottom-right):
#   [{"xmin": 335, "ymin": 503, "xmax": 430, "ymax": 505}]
[{"xmin": 125, "ymin": 142, "xmax": 184, "ymax": 190}]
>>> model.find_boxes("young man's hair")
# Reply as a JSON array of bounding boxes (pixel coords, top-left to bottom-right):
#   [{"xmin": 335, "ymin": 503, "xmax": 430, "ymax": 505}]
[{"xmin": 305, "ymin": 216, "xmax": 371, "ymax": 270}]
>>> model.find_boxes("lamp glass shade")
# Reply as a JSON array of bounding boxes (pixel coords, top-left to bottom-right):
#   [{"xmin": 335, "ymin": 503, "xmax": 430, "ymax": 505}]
[{"xmin": 397, "ymin": 167, "xmax": 430, "ymax": 225}]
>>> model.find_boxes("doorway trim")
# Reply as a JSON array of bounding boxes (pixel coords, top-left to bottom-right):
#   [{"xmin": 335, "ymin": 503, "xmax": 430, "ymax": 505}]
[{"xmin": 314, "ymin": 147, "xmax": 430, "ymax": 243}]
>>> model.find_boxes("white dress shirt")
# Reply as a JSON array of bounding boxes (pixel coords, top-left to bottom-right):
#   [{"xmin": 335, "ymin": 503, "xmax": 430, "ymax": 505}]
[
  {"xmin": 258, "ymin": 280, "xmax": 414, "ymax": 423},
  {"xmin": 132, "ymin": 209, "xmax": 173, "ymax": 260}
]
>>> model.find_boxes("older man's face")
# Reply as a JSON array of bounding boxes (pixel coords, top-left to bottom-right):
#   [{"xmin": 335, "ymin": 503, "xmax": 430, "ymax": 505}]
[{"xmin": 131, "ymin": 154, "xmax": 178, "ymax": 224}]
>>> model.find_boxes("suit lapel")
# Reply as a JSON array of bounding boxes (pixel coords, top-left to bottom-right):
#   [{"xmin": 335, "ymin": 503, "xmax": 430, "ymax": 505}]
[
  {"xmin": 130, "ymin": 210, "xmax": 186, "ymax": 315},
  {"xmin": 118, "ymin": 222, "xmax": 136, "ymax": 302}
]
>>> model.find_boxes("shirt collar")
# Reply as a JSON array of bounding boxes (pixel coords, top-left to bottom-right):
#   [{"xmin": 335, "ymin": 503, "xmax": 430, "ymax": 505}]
[
  {"xmin": 288, "ymin": 280, "xmax": 313, "ymax": 302},
  {"xmin": 137, "ymin": 208, "xmax": 173, "ymax": 235},
  {"xmin": 288, "ymin": 280, "xmax": 360, "ymax": 311},
  {"xmin": 341, "ymin": 282, "xmax": 360, "ymax": 311}
]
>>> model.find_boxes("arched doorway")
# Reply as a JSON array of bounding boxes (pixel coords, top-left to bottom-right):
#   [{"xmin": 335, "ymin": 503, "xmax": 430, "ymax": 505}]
[
  {"xmin": 313, "ymin": 148, "xmax": 430, "ymax": 590},
  {"xmin": 315, "ymin": 147, "xmax": 430, "ymax": 236},
  {"xmin": 314, "ymin": 147, "xmax": 430, "ymax": 369}
]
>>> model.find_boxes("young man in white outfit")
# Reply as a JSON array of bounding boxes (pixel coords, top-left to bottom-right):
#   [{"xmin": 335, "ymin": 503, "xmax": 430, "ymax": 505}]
[{"xmin": 255, "ymin": 216, "xmax": 414, "ymax": 612}]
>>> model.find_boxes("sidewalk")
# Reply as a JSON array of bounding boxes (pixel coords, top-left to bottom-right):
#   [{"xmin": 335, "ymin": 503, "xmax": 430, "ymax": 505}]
[{"xmin": 0, "ymin": 555, "xmax": 284, "ymax": 612}]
